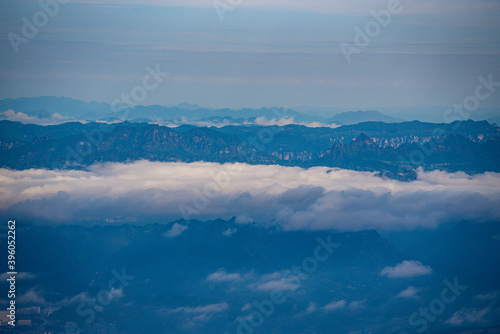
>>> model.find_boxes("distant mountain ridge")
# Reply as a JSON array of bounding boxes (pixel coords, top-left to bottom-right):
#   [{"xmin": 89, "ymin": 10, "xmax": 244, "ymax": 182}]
[
  {"xmin": 327, "ymin": 110, "xmax": 405, "ymax": 125},
  {"xmin": 1, "ymin": 119, "xmax": 499, "ymax": 177},
  {"xmin": 3, "ymin": 96, "xmax": 487, "ymax": 126},
  {"xmin": 0, "ymin": 96, "xmax": 316, "ymax": 124}
]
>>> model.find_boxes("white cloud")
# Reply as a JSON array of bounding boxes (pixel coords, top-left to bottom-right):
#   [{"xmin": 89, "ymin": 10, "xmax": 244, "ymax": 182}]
[
  {"xmin": 108, "ymin": 287, "xmax": 124, "ymax": 300},
  {"xmin": 324, "ymin": 300, "xmax": 346, "ymax": 311},
  {"xmin": 2, "ymin": 161, "xmax": 500, "ymax": 231},
  {"xmin": 249, "ymin": 270, "xmax": 301, "ymax": 292},
  {"xmin": 60, "ymin": 292, "xmax": 89, "ymax": 305},
  {"xmin": 0, "ymin": 272, "xmax": 36, "ymax": 280},
  {"xmin": 0, "ymin": 109, "xmax": 70, "ymax": 125},
  {"xmin": 347, "ymin": 300, "xmax": 365, "ymax": 311},
  {"xmin": 381, "ymin": 261, "xmax": 432, "ymax": 278},
  {"xmin": 164, "ymin": 223, "xmax": 188, "ymax": 238},
  {"xmin": 241, "ymin": 303, "xmax": 252, "ymax": 312},
  {"xmin": 169, "ymin": 302, "xmax": 228, "ymax": 315},
  {"xmin": 253, "ymin": 117, "xmax": 340, "ymax": 129},
  {"xmin": 254, "ymin": 279, "xmax": 300, "ymax": 292},
  {"xmin": 222, "ymin": 227, "xmax": 237, "ymax": 236},
  {"xmin": 306, "ymin": 302, "xmax": 317, "ymax": 313},
  {"xmin": 207, "ymin": 269, "xmax": 242, "ymax": 283},
  {"xmin": 17, "ymin": 288, "xmax": 46, "ymax": 305},
  {"xmin": 166, "ymin": 302, "xmax": 229, "ymax": 324},
  {"xmin": 396, "ymin": 286, "xmax": 422, "ymax": 299},
  {"xmin": 474, "ymin": 291, "xmax": 499, "ymax": 301},
  {"xmin": 206, "ymin": 268, "xmax": 303, "ymax": 292},
  {"xmin": 447, "ymin": 307, "xmax": 490, "ymax": 325},
  {"xmin": 161, "ymin": 116, "xmax": 340, "ymax": 129}
]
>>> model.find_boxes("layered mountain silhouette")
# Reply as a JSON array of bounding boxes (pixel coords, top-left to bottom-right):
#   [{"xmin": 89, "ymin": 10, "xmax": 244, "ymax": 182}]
[
  {"xmin": 12, "ymin": 219, "xmax": 500, "ymax": 334},
  {"xmin": 1, "ymin": 120, "xmax": 499, "ymax": 177},
  {"xmin": 327, "ymin": 110, "xmax": 404, "ymax": 125}
]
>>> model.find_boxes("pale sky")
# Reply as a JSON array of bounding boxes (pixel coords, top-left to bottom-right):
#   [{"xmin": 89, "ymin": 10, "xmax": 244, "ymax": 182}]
[{"xmin": 1, "ymin": 0, "xmax": 500, "ymax": 110}]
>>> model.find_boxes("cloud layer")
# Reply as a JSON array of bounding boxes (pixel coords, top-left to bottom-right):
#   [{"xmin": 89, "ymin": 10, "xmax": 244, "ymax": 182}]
[
  {"xmin": 381, "ymin": 261, "xmax": 432, "ymax": 278},
  {"xmin": 0, "ymin": 110, "xmax": 70, "ymax": 125},
  {"xmin": 1, "ymin": 161, "xmax": 500, "ymax": 231}
]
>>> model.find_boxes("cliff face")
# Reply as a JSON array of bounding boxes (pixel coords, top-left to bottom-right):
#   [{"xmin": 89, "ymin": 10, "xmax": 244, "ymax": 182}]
[{"xmin": 1, "ymin": 120, "xmax": 499, "ymax": 176}]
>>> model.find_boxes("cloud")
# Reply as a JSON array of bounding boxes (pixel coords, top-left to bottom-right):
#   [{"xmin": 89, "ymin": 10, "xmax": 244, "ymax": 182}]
[
  {"xmin": 1, "ymin": 161, "xmax": 500, "ymax": 231},
  {"xmin": 347, "ymin": 300, "xmax": 365, "ymax": 311},
  {"xmin": 0, "ymin": 109, "xmax": 69, "ymax": 125},
  {"xmin": 17, "ymin": 288, "xmax": 46, "ymax": 305},
  {"xmin": 396, "ymin": 286, "xmax": 422, "ymax": 299},
  {"xmin": 162, "ymin": 117, "xmax": 340, "ymax": 129},
  {"xmin": 161, "ymin": 117, "xmax": 248, "ymax": 129},
  {"xmin": 207, "ymin": 269, "xmax": 242, "ymax": 283},
  {"xmin": 254, "ymin": 279, "xmax": 300, "ymax": 292},
  {"xmin": 306, "ymin": 302, "xmax": 317, "ymax": 313},
  {"xmin": 108, "ymin": 287, "xmax": 124, "ymax": 300},
  {"xmin": 324, "ymin": 300, "xmax": 346, "ymax": 311},
  {"xmin": 60, "ymin": 292, "xmax": 89, "ymax": 305},
  {"xmin": 447, "ymin": 307, "xmax": 490, "ymax": 325},
  {"xmin": 169, "ymin": 302, "xmax": 229, "ymax": 315},
  {"xmin": 381, "ymin": 261, "xmax": 432, "ymax": 278},
  {"xmin": 0, "ymin": 272, "xmax": 36, "ymax": 281},
  {"xmin": 310, "ymin": 299, "xmax": 361, "ymax": 313},
  {"xmin": 206, "ymin": 268, "xmax": 302, "ymax": 293},
  {"xmin": 249, "ymin": 270, "xmax": 301, "ymax": 292},
  {"xmin": 253, "ymin": 117, "xmax": 340, "ymax": 129},
  {"xmin": 474, "ymin": 291, "xmax": 499, "ymax": 301},
  {"xmin": 166, "ymin": 302, "xmax": 229, "ymax": 324},
  {"xmin": 241, "ymin": 303, "xmax": 252, "ymax": 312},
  {"xmin": 164, "ymin": 223, "xmax": 188, "ymax": 238},
  {"xmin": 222, "ymin": 227, "xmax": 237, "ymax": 236}
]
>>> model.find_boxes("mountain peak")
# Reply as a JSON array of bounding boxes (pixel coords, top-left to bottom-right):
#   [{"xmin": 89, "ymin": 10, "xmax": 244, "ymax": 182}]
[
  {"xmin": 328, "ymin": 110, "xmax": 405, "ymax": 125},
  {"xmin": 174, "ymin": 102, "xmax": 204, "ymax": 111},
  {"xmin": 354, "ymin": 133, "xmax": 373, "ymax": 143}
]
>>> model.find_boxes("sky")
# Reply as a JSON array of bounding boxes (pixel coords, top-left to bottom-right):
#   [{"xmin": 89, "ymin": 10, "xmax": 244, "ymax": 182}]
[{"xmin": 1, "ymin": 0, "xmax": 500, "ymax": 110}]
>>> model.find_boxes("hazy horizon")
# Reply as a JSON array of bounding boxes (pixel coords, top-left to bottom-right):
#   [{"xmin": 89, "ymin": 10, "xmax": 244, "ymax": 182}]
[{"xmin": 1, "ymin": 0, "xmax": 500, "ymax": 110}]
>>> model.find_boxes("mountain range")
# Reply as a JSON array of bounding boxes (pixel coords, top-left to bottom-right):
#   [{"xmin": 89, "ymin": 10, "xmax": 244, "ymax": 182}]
[
  {"xmin": 7, "ymin": 219, "xmax": 500, "ymax": 334},
  {"xmin": 1, "ymin": 98, "xmax": 500, "ymax": 334},
  {"xmin": 1, "ymin": 96, "xmax": 498, "ymax": 126},
  {"xmin": 1, "ymin": 119, "xmax": 499, "ymax": 178}
]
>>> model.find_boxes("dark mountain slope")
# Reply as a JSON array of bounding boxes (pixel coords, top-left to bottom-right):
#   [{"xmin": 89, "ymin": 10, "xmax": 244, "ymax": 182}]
[{"xmin": 1, "ymin": 120, "xmax": 499, "ymax": 175}]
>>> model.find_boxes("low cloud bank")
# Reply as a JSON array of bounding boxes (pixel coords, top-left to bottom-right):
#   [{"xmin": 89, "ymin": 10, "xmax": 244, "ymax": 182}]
[
  {"xmin": 162, "ymin": 116, "xmax": 340, "ymax": 129},
  {"xmin": 381, "ymin": 261, "xmax": 432, "ymax": 278},
  {"xmin": 0, "ymin": 109, "xmax": 70, "ymax": 125},
  {"xmin": 1, "ymin": 161, "xmax": 499, "ymax": 230}
]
